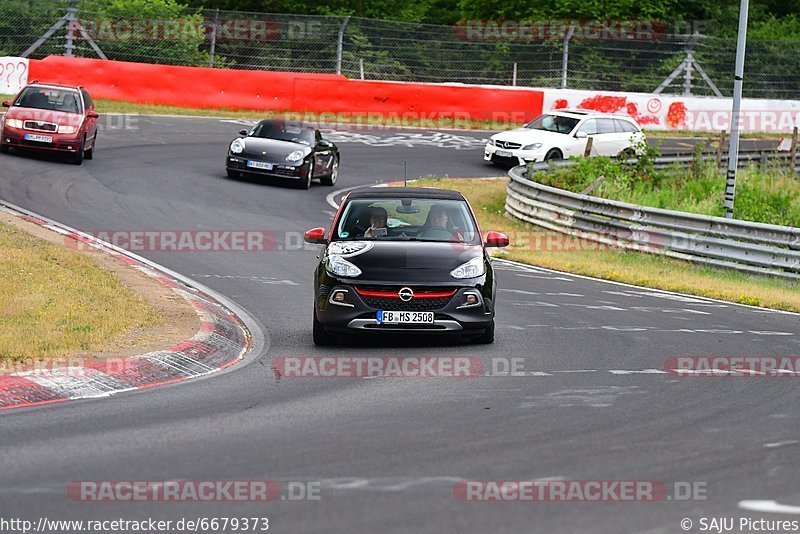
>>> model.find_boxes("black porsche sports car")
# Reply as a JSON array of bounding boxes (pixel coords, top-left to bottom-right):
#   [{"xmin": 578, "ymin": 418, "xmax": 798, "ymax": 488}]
[
  {"xmin": 304, "ymin": 187, "xmax": 509, "ymax": 345},
  {"xmin": 226, "ymin": 119, "xmax": 340, "ymax": 189}
]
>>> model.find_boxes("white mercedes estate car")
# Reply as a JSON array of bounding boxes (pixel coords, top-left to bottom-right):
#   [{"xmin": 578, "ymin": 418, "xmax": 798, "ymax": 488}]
[{"xmin": 484, "ymin": 110, "xmax": 646, "ymax": 165}]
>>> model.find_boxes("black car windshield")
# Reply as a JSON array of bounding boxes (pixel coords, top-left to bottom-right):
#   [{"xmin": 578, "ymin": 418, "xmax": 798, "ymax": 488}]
[
  {"xmin": 14, "ymin": 87, "xmax": 82, "ymax": 114},
  {"xmin": 335, "ymin": 198, "xmax": 481, "ymax": 244},
  {"xmin": 250, "ymin": 120, "xmax": 315, "ymax": 146},
  {"xmin": 524, "ymin": 114, "xmax": 579, "ymax": 134}
]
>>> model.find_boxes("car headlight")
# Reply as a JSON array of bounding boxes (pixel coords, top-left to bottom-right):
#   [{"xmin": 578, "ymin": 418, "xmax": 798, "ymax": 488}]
[
  {"xmin": 450, "ymin": 256, "xmax": 485, "ymax": 279},
  {"xmin": 325, "ymin": 255, "xmax": 362, "ymax": 278},
  {"xmin": 522, "ymin": 143, "xmax": 542, "ymax": 150},
  {"xmin": 488, "ymin": 139, "xmax": 496, "ymax": 146},
  {"xmin": 4, "ymin": 118, "xmax": 23, "ymax": 128},
  {"xmin": 286, "ymin": 150, "xmax": 305, "ymax": 162},
  {"xmin": 59, "ymin": 125, "xmax": 78, "ymax": 134},
  {"xmin": 230, "ymin": 138, "xmax": 245, "ymax": 154}
]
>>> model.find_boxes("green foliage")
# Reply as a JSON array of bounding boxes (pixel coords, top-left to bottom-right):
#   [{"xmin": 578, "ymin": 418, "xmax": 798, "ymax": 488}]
[
  {"xmin": 78, "ymin": 0, "xmax": 210, "ymax": 65},
  {"xmin": 532, "ymin": 153, "xmax": 800, "ymax": 227},
  {"xmin": 0, "ymin": 0, "xmax": 66, "ymax": 57}
]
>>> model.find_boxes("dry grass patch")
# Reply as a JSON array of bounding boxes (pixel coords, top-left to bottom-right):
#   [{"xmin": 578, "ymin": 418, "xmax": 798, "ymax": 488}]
[{"xmin": 0, "ymin": 219, "xmax": 162, "ymax": 363}]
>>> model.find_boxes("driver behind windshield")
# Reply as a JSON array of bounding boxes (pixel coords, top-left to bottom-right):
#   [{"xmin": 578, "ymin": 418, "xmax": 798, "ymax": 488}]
[{"xmin": 363, "ymin": 207, "xmax": 388, "ymax": 237}]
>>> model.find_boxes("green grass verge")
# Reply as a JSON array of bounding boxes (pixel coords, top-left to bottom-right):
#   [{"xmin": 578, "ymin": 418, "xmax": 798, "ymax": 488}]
[
  {"xmin": 531, "ymin": 155, "xmax": 800, "ymax": 227},
  {"xmin": 412, "ymin": 177, "xmax": 800, "ymax": 312},
  {"xmin": 0, "ymin": 220, "xmax": 161, "ymax": 363}
]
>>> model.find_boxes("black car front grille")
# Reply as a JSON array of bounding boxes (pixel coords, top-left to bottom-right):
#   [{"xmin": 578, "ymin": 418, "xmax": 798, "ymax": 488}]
[
  {"xmin": 355, "ymin": 286, "xmax": 456, "ymax": 312},
  {"xmin": 272, "ymin": 167, "xmax": 298, "ymax": 177},
  {"xmin": 24, "ymin": 121, "xmax": 57, "ymax": 132}
]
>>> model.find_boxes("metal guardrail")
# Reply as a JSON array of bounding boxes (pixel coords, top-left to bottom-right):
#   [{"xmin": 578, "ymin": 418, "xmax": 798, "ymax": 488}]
[
  {"xmin": 527, "ymin": 148, "xmax": 797, "ymax": 173},
  {"xmin": 505, "ymin": 164, "xmax": 800, "ymax": 280}
]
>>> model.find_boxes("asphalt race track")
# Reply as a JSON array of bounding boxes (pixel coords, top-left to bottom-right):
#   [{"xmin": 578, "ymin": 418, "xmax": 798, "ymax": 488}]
[{"xmin": 0, "ymin": 116, "xmax": 798, "ymax": 533}]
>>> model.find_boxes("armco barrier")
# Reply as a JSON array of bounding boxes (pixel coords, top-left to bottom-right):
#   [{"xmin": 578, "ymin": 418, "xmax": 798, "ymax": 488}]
[
  {"xmin": 505, "ymin": 165, "xmax": 800, "ymax": 280},
  {"xmin": 27, "ymin": 56, "xmax": 544, "ymax": 122}
]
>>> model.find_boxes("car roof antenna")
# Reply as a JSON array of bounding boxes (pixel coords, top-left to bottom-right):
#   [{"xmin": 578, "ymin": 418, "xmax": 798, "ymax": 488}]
[{"xmin": 404, "ymin": 161, "xmax": 407, "ymax": 187}]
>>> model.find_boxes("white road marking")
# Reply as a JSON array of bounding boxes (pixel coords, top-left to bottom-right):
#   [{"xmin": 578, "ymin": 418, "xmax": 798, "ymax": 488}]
[
  {"xmin": 498, "ymin": 258, "xmax": 800, "ymax": 317},
  {"xmin": 564, "ymin": 303, "xmax": 627, "ymax": 311},
  {"xmin": 511, "ymin": 301, "xmax": 559, "ymax": 307},
  {"xmin": 498, "ymin": 288, "xmax": 540, "ymax": 295},
  {"xmin": 516, "ymin": 273, "xmax": 574, "ymax": 281},
  {"xmin": 763, "ymin": 440, "xmax": 799, "ymax": 449},
  {"xmin": 749, "ymin": 330, "xmax": 794, "ymax": 336},
  {"xmin": 607, "ymin": 369, "xmax": 668, "ymax": 375},
  {"xmin": 738, "ymin": 500, "xmax": 800, "ymax": 514}
]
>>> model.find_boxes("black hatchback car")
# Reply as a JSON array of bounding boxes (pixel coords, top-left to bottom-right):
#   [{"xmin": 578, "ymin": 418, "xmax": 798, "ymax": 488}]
[
  {"xmin": 304, "ymin": 188, "xmax": 509, "ymax": 345},
  {"xmin": 226, "ymin": 119, "xmax": 339, "ymax": 189}
]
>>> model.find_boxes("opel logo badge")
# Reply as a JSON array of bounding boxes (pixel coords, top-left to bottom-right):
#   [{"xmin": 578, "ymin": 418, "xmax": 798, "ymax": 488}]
[{"xmin": 398, "ymin": 287, "xmax": 414, "ymax": 302}]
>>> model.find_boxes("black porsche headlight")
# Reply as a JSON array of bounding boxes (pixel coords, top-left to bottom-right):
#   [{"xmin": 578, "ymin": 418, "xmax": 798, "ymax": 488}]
[
  {"xmin": 286, "ymin": 150, "xmax": 305, "ymax": 162},
  {"xmin": 230, "ymin": 139, "xmax": 245, "ymax": 154}
]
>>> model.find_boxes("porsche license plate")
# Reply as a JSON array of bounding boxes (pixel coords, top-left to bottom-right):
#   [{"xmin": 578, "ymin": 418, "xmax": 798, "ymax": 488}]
[
  {"xmin": 495, "ymin": 149, "xmax": 512, "ymax": 157},
  {"xmin": 247, "ymin": 160, "xmax": 273, "ymax": 170},
  {"xmin": 24, "ymin": 133, "xmax": 53, "ymax": 143},
  {"xmin": 377, "ymin": 310, "xmax": 434, "ymax": 324}
]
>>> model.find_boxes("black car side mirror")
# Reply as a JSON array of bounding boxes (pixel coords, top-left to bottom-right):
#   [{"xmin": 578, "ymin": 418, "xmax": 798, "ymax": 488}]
[
  {"xmin": 1, "ymin": 101, "xmax": 10, "ymax": 108},
  {"xmin": 239, "ymin": 129, "xmax": 248, "ymax": 136}
]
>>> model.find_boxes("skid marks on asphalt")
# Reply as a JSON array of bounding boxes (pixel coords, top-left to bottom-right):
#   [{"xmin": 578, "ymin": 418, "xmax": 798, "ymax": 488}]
[
  {"xmin": 520, "ymin": 385, "xmax": 642, "ymax": 408},
  {"xmin": 219, "ymin": 120, "xmax": 489, "ymax": 150},
  {"xmin": 190, "ymin": 273, "xmax": 299, "ymax": 286},
  {"xmin": 498, "ymin": 323, "xmax": 794, "ymax": 337}
]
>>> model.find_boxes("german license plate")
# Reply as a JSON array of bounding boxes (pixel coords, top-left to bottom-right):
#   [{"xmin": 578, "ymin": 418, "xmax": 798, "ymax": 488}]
[
  {"xmin": 495, "ymin": 149, "xmax": 512, "ymax": 157},
  {"xmin": 377, "ymin": 310, "xmax": 434, "ymax": 324},
  {"xmin": 24, "ymin": 133, "xmax": 53, "ymax": 143},
  {"xmin": 247, "ymin": 160, "xmax": 273, "ymax": 170}
]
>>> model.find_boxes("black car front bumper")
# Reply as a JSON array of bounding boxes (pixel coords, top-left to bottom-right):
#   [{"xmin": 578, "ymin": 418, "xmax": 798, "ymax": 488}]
[
  {"xmin": 315, "ymin": 273, "xmax": 495, "ymax": 336},
  {"xmin": 226, "ymin": 155, "xmax": 309, "ymax": 180}
]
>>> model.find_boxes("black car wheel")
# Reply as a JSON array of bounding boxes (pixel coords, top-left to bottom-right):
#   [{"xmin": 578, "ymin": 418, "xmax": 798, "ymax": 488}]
[
  {"xmin": 544, "ymin": 148, "xmax": 563, "ymax": 162},
  {"xmin": 226, "ymin": 169, "xmax": 241, "ymax": 179},
  {"xmin": 84, "ymin": 133, "xmax": 96, "ymax": 160},
  {"xmin": 0, "ymin": 143, "xmax": 8, "ymax": 154},
  {"xmin": 71, "ymin": 137, "xmax": 85, "ymax": 165},
  {"xmin": 313, "ymin": 309, "xmax": 337, "ymax": 346},
  {"xmin": 320, "ymin": 157, "xmax": 339, "ymax": 186},
  {"xmin": 471, "ymin": 320, "xmax": 495, "ymax": 344}
]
